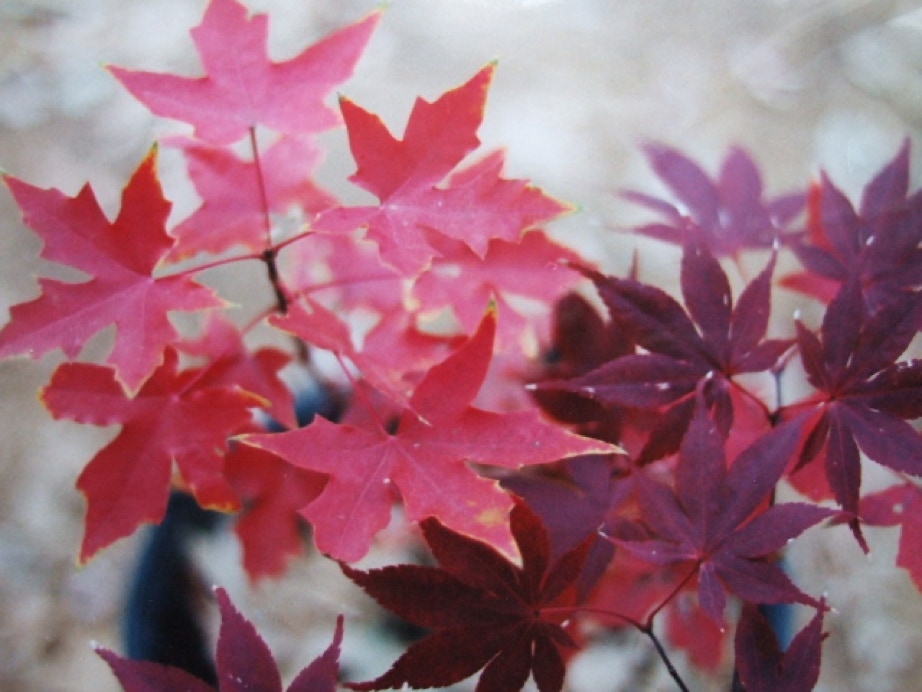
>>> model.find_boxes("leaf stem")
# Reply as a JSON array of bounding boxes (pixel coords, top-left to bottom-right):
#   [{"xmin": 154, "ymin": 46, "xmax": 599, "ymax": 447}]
[
  {"xmin": 332, "ymin": 352, "xmax": 388, "ymax": 433},
  {"xmin": 643, "ymin": 563, "xmax": 699, "ymax": 625},
  {"xmin": 541, "ymin": 604, "xmax": 689, "ymax": 692},
  {"xmin": 249, "ymin": 126, "xmax": 274, "ymax": 251},
  {"xmin": 640, "ymin": 624, "xmax": 691, "ymax": 692}
]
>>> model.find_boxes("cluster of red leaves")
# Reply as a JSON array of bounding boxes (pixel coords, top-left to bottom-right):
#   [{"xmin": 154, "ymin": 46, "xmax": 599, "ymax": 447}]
[{"xmin": 1, "ymin": 0, "xmax": 921, "ymax": 690}]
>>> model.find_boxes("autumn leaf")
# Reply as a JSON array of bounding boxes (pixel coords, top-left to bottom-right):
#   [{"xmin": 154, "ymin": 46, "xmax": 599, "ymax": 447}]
[
  {"xmin": 267, "ymin": 296, "xmax": 425, "ymax": 407},
  {"xmin": 97, "ymin": 587, "xmax": 344, "ymax": 692},
  {"xmin": 223, "ymin": 440, "xmax": 327, "ymax": 582},
  {"xmin": 109, "ymin": 0, "xmax": 380, "ymax": 144},
  {"xmin": 782, "ymin": 139, "xmax": 922, "ymax": 312},
  {"xmin": 0, "ymin": 148, "xmax": 223, "ymax": 392},
  {"xmin": 177, "ymin": 313, "xmax": 296, "ymax": 429},
  {"xmin": 412, "ymin": 229, "xmax": 583, "ymax": 352},
  {"xmin": 623, "ymin": 143, "xmax": 803, "ymax": 257},
  {"xmin": 536, "ymin": 243, "xmax": 792, "ymax": 462},
  {"xmin": 342, "ymin": 499, "xmax": 593, "ymax": 692},
  {"xmin": 733, "ymin": 602, "xmax": 826, "ymax": 692},
  {"xmin": 41, "ymin": 347, "xmax": 262, "ymax": 564},
  {"xmin": 241, "ymin": 307, "xmax": 618, "ymax": 561},
  {"xmin": 604, "ymin": 395, "xmax": 834, "ymax": 624},
  {"xmin": 859, "ymin": 482, "xmax": 922, "ymax": 591},
  {"xmin": 782, "ymin": 277, "xmax": 922, "ymax": 546},
  {"xmin": 315, "ymin": 68, "xmax": 569, "ymax": 274},
  {"xmin": 166, "ymin": 135, "xmax": 336, "ymax": 261}
]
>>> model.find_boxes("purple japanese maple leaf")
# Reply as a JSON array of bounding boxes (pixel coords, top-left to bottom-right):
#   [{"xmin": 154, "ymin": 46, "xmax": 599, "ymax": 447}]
[
  {"xmin": 604, "ymin": 396, "xmax": 834, "ymax": 624},
  {"xmin": 97, "ymin": 587, "xmax": 344, "ymax": 692},
  {"xmin": 782, "ymin": 276, "xmax": 922, "ymax": 548},
  {"xmin": 536, "ymin": 242, "xmax": 793, "ymax": 462},
  {"xmin": 733, "ymin": 601, "xmax": 827, "ymax": 692},
  {"xmin": 623, "ymin": 143, "xmax": 803, "ymax": 258},
  {"xmin": 783, "ymin": 140, "xmax": 922, "ymax": 313}
]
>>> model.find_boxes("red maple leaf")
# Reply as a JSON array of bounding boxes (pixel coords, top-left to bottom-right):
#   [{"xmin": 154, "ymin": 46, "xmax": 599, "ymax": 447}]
[
  {"xmin": 41, "ymin": 347, "xmax": 262, "ymax": 563},
  {"xmin": 177, "ymin": 313, "xmax": 296, "ymax": 429},
  {"xmin": 781, "ymin": 277, "xmax": 922, "ymax": 546},
  {"xmin": 166, "ymin": 135, "xmax": 336, "ymax": 261},
  {"xmin": 733, "ymin": 601, "xmax": 826, "ymax": 692},
  {"xmin": 267, "ymin": 297, "xmax": 425, "ymax": 407},
  {"xmin": 342, "ymin": 499, "xmax": 593, "ymax": 692},
  {"xmin": 0, "ymin": 149, "xmax": 223, "ymax": 392},
  {"xmin": 412, "ymin": 229, "xmax": 582, "ymax": 352},
  {"xmin": 109, "ymin": 0, "xmax": 380, "ymax": 144},
  {"xmin": 623, "ymin": 143, "xmax": 803, "ymax": 258},
  {"xmin": 241, "ymin": 308, "xmax": 617, "ymax": 561},
  {"xmin": 859, "ymin": 481, "xmax": 922, "ymax": 591},
  {"xmin": 536, "ymin": 243, "xmax": 792, "ymax": 462},
  {"xmin": 97, "ymin": 587, "xmax": 344, "ymax": 692},
  {"xmin": 223, "ymin": 440, "xmax": 326, "ymax": 582},
  {"xmin": 315, "ymin": 68, "xmax": 568, "ymax": 274},
  {"xmin": 605, "ymin": 396, "xmax": 834, "ymax": 624}
]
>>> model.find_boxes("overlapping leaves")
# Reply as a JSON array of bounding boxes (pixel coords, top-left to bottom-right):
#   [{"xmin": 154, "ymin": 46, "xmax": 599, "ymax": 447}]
[
  {"xmin": 782, "ymin": 276, "xmax": 922, "ymax": 546},
  {"xmin": 342, "ymin": 499, "xmax": 592, "ymax": 692},
  {"xmin": 537, "ymin": 242, "xmax": 792, "ymax": 462},
  {"xmin": 98, "ymin": 587, "xmax": 344, "ymax": 692}
]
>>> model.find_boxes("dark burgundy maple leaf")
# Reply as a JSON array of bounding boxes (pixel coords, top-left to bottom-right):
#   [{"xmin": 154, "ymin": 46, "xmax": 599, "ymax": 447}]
[
  {"xmin": 604, "ymin": 395, "xmax": 834, "ymax": 624},
  {"xmin": 97, "ymin": 587, "xmax": 344, "ymax": 692},
  {"xmin": 733, "ymin": 601, "xmax": 826, "ymax": 692},
  {"xmin": 781, "ymin": 276, "xmax": 922, "ymax": 547},
  {"xmin": 341, "ymin": 499, "xmax": 593, "ymax": 692},
  {"xmin": 623, "ymin": 143, "xmax": 803, "ymax": 258},
  {"xmin": 782, "ymin": 139, "xmax": 922, "ymax": 313},
  {"xmin": 536, "ymin": 242, "xmax": 792, "ymax": 462}
]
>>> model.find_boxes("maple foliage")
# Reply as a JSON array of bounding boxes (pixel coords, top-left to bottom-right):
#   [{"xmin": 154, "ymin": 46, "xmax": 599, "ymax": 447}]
[
  {"xmin": 623, "ymin": 143, "xmax": 804, "ymax": 257},
  {"xmin": 166, "ymin": 135, "xmax": 335, "ymax": 261},
  {"xmin": 241, "ymin": 308, "xmax": 618, "ymax": 562},
  {"xmin": 732, "ymin": 601, "xmax": 826, "ymax": 692},
  {"xmin": 0, "ymin": 148, "xmax": 223, "ymax": 392},
  {"xmin": 537, "ymin": 241, "xmax": 792, "ymax": 462},
  {"xmin": 782, "ymin": 139, "xmax": 922, "ymax": 310},
  {"xmin": 781, "ymin": 276, "xmax": 922, "ymax": 546},
  {"xmin": 41, "ymin": 346, "xmax": 261, "ymax": 564},
  {"xmin": 314, "ymin": 67, "xmax": 569, "ymax": 274},
  {"xmin": 109, "ymin": 0, "xmax": 380, "ymax": 144},
  {"xmin": 342, "ymin": 499, "xmax": 592, "ymax": 692},
  {"xmin": 860, "ymin": 482, "xmax": 922, "ymax": 590},
  {"xmin": 3, "ymin": 0, "xmax": 922, "ymax": 689},
  {"xmin": 605, "ymin": 394, "xmax": 834, "ymax": 624},
  {"xmin": 97, "ymin": 587, "xmax": 344, "ymax": 692}
]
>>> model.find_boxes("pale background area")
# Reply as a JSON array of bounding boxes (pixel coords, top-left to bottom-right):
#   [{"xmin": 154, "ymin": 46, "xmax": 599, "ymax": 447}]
[{"xmin": 2, "ymin": 0, "xmax": 922, "ymax": 690}]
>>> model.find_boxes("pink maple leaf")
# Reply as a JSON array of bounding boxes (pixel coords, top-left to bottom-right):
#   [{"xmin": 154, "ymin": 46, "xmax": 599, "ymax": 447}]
[
  {"xmin": 315, "ymin": 68, "xmax": 569, "ymax": 274},
  {"xmin": 41, "ymin": 347, "xmax": 262, "ymax": 563},
  {"xmin": 109, "ymin": 0, "xmax": 380, "ymax": 144},
  {"xmin": 0, "ymin": 149, "xmax": 223, "ymax": 392},
  {"xmin": 241, "ymin": 308, "xmax": 618, "ymax": 561},
  {"xmin": 166, "ymin": 135, "xmax": 336, "ymax": 261}
]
